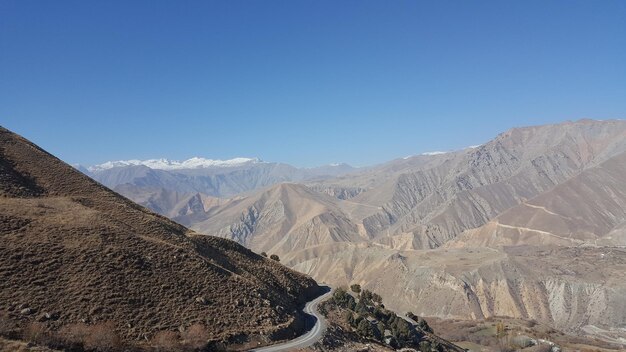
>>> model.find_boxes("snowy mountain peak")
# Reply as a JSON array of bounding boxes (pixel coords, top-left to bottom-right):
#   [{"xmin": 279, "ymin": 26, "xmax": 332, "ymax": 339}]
[
  {"xmin": 88, "ymin": 157, "xmax": 261, "ymax": 172},
  {"xmin": 420, "ymin": 151, "xmax": 448, "ymax": 156}
]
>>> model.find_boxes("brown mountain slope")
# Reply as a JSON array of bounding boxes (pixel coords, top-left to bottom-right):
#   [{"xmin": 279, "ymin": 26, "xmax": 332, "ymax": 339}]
[
  {"xmin": 287, "ymin": 243, "xmax": 626, "ymax": 338},
  {"xmin": 0, "ymin": 127, "xmax": 321, "ymax": 349},
  {"xmin": 451, "ymin": 151, "xmax": 626, "ymax": 248},
  {"xmin": 185, "ymin": 119, "xmax": 626, "ymax": 345},
  {"xmin": 114, "ymin": 119, "xmax": 626, "ymax": 252},
  {"xmin": 312, "ymin": 119, "xmax": 626, "ymax": 248},
  {"xmin": 175, "ymin": 183, "xmax": 370, "ymax": 256},
  {"xmin": 113, "ymin": 184, "xmax": 234, "ymax": 219}
]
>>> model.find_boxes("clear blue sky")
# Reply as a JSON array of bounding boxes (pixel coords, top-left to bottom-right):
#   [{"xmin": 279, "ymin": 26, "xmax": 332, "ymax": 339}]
[{"xmin": 1, "ymin": 1, "xmax": 625, "ymax": 167}]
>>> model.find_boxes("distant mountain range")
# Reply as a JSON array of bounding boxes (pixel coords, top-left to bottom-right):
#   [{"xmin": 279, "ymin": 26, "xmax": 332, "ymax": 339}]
[
  {"xmin": 77, "ymin": 158, "xmax": 358, "ymax": 203},
  {"xmin": 86, "ymin": 156, "xmax": 262, "ymax": 171},
  {"xmin": 75, "ymin": 119, "xmax": 626, "ymax": 346}
]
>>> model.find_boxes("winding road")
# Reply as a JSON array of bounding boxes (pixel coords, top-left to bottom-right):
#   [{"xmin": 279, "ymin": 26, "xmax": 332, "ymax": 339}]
[{"xmin": 249, "ymin": 288, "xmax": 332, "ymax": 352}]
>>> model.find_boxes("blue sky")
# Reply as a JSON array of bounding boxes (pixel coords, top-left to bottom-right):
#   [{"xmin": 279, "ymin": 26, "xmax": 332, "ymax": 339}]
[{"xmin": 1, "ymin": 1, "xmax": 625, "ymax": 167}]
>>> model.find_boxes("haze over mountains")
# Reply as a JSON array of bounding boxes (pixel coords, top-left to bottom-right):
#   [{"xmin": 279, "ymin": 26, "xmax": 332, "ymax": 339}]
[
  {"xmin": 82, "ymin": 119, "xmax": 626, "ymax": 344},
  {"xmin": 80, "ymin": 157, "xmax": 358, "ymax": 216}
]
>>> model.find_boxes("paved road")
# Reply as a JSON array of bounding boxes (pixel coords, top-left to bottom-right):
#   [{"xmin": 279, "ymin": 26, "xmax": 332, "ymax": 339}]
[{"xmin": 249, "ymin": 288, "xmax": 332, "ymax": 352}]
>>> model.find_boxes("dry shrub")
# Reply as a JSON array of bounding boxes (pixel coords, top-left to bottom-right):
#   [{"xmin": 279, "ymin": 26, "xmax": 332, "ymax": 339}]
[
  {"xmin": 0, "ymin": 311, "xmax": 15, "ymax": 337},
  {"xmin": 151, "ymin": 330, "xmax": 180, "ymax": 351},
  {"xmin": 524, "ymin": 345, "xmax": 551, "ymax": 352},
  {"xmin": 23, "ymin": 322, "xmax": 52, "ymax": 345},
  {"xmin": 181, "ymin": 323, "xmax": 209, "ymax": 350},
  {"xmin": 525, "ymin": 319, "xmax": 538, "ymax": 328},
  {"xmin": 84, "ymin": 321, "xmax": 122, "ymax": 352},
  {"xmin": 59, "ymin": 322, "xmax": 91, "ymax": 347},
  {"xmin": 59, "ymin": 321, "xmax": 122, "ymax": 351}
]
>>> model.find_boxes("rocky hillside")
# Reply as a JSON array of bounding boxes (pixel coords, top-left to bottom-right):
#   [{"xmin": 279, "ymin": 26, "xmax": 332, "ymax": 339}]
[
  {"xmin": 174, "ymin": 183, "xmax": 370, "ymax": 256},
  {"xmin": 451, "ymin": 151, "xmax": 626, "ymax": 248},
  {"xmin": 177, "ymin": 119, "xmax": 626, "ymax": 252},
  {"xmin": 352, "ymin": 119, "xmax": 626, "ymax": 247},
  {"xmin": 170, "ymin": 119, "xmax": 626, "ymax": 347},
  {"xmin": 288, "ymin": 244, "xmax": 626, "ymax": 336},
  {"xmin": 0, "ymin": 126, "xmax": 322, "ymax": 350}
]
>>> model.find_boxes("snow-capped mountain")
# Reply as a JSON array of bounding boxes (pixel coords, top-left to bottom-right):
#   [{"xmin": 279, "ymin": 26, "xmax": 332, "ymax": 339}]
[
  {"xmin": 88, "ymin": 157, "xmax": 261, "ymax": 172},
  {"xmin": 79, "ymin": 157, "xmax": 358, "ymax": 199}
]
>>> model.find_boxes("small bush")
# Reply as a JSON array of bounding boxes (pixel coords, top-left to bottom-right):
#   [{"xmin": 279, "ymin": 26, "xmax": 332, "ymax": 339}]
[
  {"xmin": 83, "ymin": 321, "xmax": 122, "ymax": 352},
  {"xmin": 350, "ymin": 284, "xmax": 361, "ymax": 293},
  {"xmin": 419, "ymin": 340, "xmax": 431, "ymax": 351},
  {"xmin": 526, "ymin": 319, "xmax": 538, "ymax": 328},
  {"xmin": 23, "ymin": 322, "xmax": 52, "ymax": 346},
  {"xmin": 59, "ymin": 323, "xmax": 91, "ymax": 348},
  {"xmin": 360, "ymin": 289, "xmax": 373, "ymax": 303},
  {"xmin": 269, "ymin": 254, "xmax": 280, "ymax": 262},
  {"xmin": 152, "ymin": 330, "xmax": 180, "ymax": 351},
  {"xmin": 0, "ymin": 311, "xmax": 15, "ymax": 338},
  {"xmin": 371, "ymin": 292, "xmax": 382, "ymax": 304},
  {"xmin": 181, "ymin": 323, "xmax": 209, "ymax": 350},
  {"xmin": 333, "ymin": 288, "xmax": 356, "ymax": 310},
  {"xmin": 59, "ymin": 321, "xmax": 122, "ymax": 352}
]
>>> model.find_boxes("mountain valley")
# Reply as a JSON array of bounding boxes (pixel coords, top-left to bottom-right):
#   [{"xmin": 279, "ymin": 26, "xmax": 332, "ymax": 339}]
[{"xmin": 87, "ymin": 119, "xmax": 626, "ymax": 349}]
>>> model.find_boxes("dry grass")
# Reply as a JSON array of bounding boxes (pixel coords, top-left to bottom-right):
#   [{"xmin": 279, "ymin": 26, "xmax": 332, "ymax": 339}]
[
  {"xmin": 428, "ymin": 316, "xmax": 625, "ymax": 352},
  {"xmin": 181, "ymin": 324, "xmax": 209, "ymax": 351},
  {"xmin": 22, "ymin": 322, "xmax": 51, "ymax": 346},
  {"xmin": 58, "ymin": 322, "xmax": 122, "ymax": 351},
  {"xmin": 150, "ymin": 330, "xmax": 180, "ymax": 351},
  {"xmin": 0, "ymin": 312, "xmax": 13, "ymax": 338},
  {"xmin": 83, "ymin": 322, "xmax": 122, "ymax": 352},
  {"xmin": 0, "ymin": 127, "xmax": 321, "ymax": 349}
]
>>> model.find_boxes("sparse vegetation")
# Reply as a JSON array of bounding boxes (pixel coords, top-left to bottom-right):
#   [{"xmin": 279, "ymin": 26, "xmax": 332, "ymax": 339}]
[
  {"xmin": 422, "ymin": 316, "xmax": 626, "ymax": 352},
  {"xmin": 330, "ymin": 286, "xmax": 433, "ymax": 349},
  {"xmin": 151, "ymin": 330, "xmax": 180, "ymax": 351},
  {"xmin": 0, "ymin": 127, "xmax": 321, "ymax": 351},
  {"xmin": 407, "ymin": 311, "xmax": 434, "ymax": 333},
  {"xmin": 23, "ymin": 322, "xmax": 53, "ymax": 347},
  {"xmin": 0, "ymin": 311, "xmax": 15, "ymax": 338},
  {"xmin": 59, "ymin": 321, "xmax": 123, "ymax": 352},
  {"xmin": 350, "ymin": 284, "xmax": 361, "ymax": 293},
  {"xmin": 83, "ymin": 322, "xmax": 123, "ymax": 352},
  {"xmin": 181, "ymin": 323, "xmax": 209, "ymax": 350},
  {"xmin": 270, "ymin": 254, "xmax": 280, "ymax": 262}
]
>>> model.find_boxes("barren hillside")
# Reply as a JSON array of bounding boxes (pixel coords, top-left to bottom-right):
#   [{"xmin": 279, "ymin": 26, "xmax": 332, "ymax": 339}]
[
  {"xmin": 451, "ymin": 151, "xmax": 626, "ymax": 247},
  {"xmin": 176, "ymin": 120, "xmax": 626, "ymax": 346},
  {"xmin": 0, "ymin": 126, "xmax": 321, "ymax": 350}
]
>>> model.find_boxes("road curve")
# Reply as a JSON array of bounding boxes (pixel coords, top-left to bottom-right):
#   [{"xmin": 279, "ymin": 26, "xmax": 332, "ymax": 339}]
[{"xmin": 249, "ymin": 287, "xmax": 332, "ymax": 352}]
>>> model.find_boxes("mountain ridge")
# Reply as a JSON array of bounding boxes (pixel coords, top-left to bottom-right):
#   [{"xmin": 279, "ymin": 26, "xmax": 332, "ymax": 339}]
[{"xmin": 154, "ymin": 119, "xmax": 626, "ymax": 344}]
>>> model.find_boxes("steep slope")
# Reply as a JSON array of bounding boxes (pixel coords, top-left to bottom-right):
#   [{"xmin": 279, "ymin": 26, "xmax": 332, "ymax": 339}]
[
  {"xmin": 287, "ymin": 243, "xmax": 626, "ymax": 337},
  {"xmin": 351, "ymin": 119, "xmax": 626, "ymax": 247},
  {"xmin": 0, "ymin": 127, "xmax": 321, "ymax": 348},
  {"xmin": 202, "ymin": 119, "xmax": 626, "ymax": 253},
  {"xmin": 176, "ymin": 183, "xmax": 369, "ymax": 256},
  {"xmin": 451, "ymin": 151, "xmax": 626, "ymax": 248},
  {"xmin": 187, "ymin": 119, "xmax": 626, "ymax": 345},
  {"xmin": 112, "ymin": 184, "xmax": 233, "ymax": 219}
]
